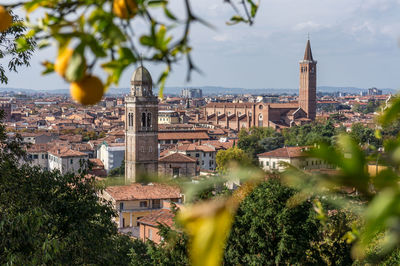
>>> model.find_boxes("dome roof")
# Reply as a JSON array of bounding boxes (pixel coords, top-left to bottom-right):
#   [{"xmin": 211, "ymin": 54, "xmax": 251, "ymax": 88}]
[{"xmin": 131, "ymin": 65, "xmax": 152, "ymax": 84}]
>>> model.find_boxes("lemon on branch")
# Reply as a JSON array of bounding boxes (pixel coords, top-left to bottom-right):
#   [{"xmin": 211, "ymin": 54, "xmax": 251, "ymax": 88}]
[
  {"xmin": 113, "ymin": 0, "xmax": 138, "ymax": 19},
  {"xmin": 70, "ymin": 75, "xmax": 104, "ymax": 105},
  {"xmin": 0, "ymin": 6, "xmax": 12, "ymax": 32}
]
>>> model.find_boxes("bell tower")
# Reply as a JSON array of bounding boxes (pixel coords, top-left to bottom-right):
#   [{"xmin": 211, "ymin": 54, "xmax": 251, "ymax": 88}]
[
  {"xmin": 125, "ymin": 64, "xmax": 158, "ymax": 183},
  {"xmin": 299, "ymin": 39, "xmax": 317, "ymax": 120}
]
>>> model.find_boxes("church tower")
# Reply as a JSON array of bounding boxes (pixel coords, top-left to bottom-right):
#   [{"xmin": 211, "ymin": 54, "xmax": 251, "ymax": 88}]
[
  {"xmin": 299, "ymin": 39, "xmax": 317, "ymax": 120},
  {"xmin": 125, "ymin": 64, "xmax": 158, "ymax": 183}
]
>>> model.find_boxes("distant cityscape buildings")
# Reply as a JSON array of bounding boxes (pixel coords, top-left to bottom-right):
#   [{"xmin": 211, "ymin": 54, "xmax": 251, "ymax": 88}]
[
  {"xmin": 203, "ymin": 39, "xmax": 317, "ymax": 131},
  {"xmin": 181, "ymin": 88, "xmax": 202, "ymax": 98}
]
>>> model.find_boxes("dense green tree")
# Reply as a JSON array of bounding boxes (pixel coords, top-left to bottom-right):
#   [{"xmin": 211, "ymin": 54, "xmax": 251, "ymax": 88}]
[
  {"xmin": 283, "ymin": 120, "xmax": 337, "ymax": 146},
  {"xmin": 350, "ymin": 123, "xmax": 381, "ymax": 147},
  {"xmin": 0, "ymin": 114, "xmax": 132, "ymax": 265},
  {"xmin": 223, "ymin": 179, "xmax": 320, "ymax": 265},
  {"xmin": 352, "ymin": 101, "xmax": 381, "ymax": 114},
  {"xmin": 109, "ymin": 159, "xmax": 125, "ymax": 176},
  {"xmin": 238, "ymin": 127, "xmax": 284, "ymax": 162},
  {"xmin": 223, "ymin": 180, "xmax": 354, "ymax": 265},
  {"xmin": 216, "ymin": 147, "xmax": 252, "ymax": 173}
]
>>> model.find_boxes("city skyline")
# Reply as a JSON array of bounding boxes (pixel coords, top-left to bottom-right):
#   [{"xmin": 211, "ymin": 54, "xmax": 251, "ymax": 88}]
[{"xmin": 3, "ymin": 0, "xmax": 400, "ymax": 91}]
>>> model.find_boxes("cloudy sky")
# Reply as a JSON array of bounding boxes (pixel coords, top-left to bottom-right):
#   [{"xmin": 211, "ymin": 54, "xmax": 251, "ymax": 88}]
[{"xmin": 4, "ymin": 0, "xmax": 400, "ymax": 90}]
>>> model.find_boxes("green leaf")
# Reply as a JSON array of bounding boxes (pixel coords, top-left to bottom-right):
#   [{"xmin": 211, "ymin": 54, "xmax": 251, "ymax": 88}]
[
  {"xmin": 140, "ymin": 35, "xmax": 155, "ymax": 47},
  {"xmin": 65, "ymin": 44, "xmax": 86, "ymax": 82}
]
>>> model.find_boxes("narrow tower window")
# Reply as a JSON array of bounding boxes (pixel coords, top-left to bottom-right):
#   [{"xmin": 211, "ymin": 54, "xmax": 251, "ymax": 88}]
[
  {"xmin": 147, "ymin": 113, "xmax": 152, "ymax": 128},
  {"xmin": 142, "ymin": 112, "xmax": 146, "ymax": 127}
]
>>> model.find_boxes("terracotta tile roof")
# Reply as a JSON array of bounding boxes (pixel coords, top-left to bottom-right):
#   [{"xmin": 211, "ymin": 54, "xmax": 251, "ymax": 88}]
[
  {"xmin": 205, "ymin": 102, "xmax": 254, "ymax": 108},
  {"xmin": 158, "ymin": 131, "xmax": 210, "ymax": 140},
  {"xmin": 48, "ymin": 146, "xmax": 88, "ymax": 158},
  {"xmin": 258, "ymin": 146, "xmax": 310, "ymax": 158},
  {"xmin": 26, "ymin": 143, "xmax": 49, "ymax": 153},
  {"xmin": 137, "ymin": 209, "xmax": 174, "ymax": 228},
  {"xmin": 159, "ymin": 152, "xmax": 196, "ymax": 163},
  {"xmin": 105, "ymin": 183, "xmax": 181, "ymax": 201},
  {"xmin": 175, "ymin": 143, "xmax": 215, "ymax": 152}
]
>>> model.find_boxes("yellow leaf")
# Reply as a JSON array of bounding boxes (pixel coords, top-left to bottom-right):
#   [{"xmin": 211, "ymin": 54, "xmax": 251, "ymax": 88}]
[{"xmin": 178, "ymin": 200, "xmax": 235, "ymax": 266}]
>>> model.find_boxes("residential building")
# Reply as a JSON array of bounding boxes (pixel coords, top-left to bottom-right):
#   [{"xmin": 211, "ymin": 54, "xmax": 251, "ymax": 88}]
[
  {"xmin": 26, "ymin": 143, "xmax": 49, "ymax": 170},
  {"xmin": 48, "ymin": 146, "xmax": 89, "ymax": 174},
  {"xmin": 258, "ymin": 146, "xmax": 331, "ymax": 172},
  {"xmin": 97, "ymin": 142, "xmax": 125, "ymax": 173},
  {"xmin": 158, "ymin": 110, "xmax": 180, "ymax": 124},
  {"xmin": 101, "ymin": 183, "xmax": 182, "ymax": 233},
  {"xmin": 158, "ymin": 152, "xmax": 197, "ymax": 177},
  {"xmin": 138, "ymin": 207, "xmax": 174, "ymax": 244}
]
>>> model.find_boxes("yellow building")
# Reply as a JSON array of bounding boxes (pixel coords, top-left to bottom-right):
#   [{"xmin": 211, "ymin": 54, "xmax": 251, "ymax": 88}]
[
  {"xmin": 101, "ymin": 183, "xmax": 182, "ymax": 232},
  {"xmin": 158, "ymin": 110, "xmax": 180, "ymax": 124}
]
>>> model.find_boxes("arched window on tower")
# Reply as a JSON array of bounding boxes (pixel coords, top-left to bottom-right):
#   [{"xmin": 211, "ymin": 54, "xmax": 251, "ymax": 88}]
[
  {"xmin": 258, "ymin": 114, "xmax": 263, "ymax": 127},
  {"xmin": 141, "ymin": 112, "xmax": 146, "ymax": 128},
  {"xmin": 147, "ymin": 113, "xmax": 152, "ymax": 128}
]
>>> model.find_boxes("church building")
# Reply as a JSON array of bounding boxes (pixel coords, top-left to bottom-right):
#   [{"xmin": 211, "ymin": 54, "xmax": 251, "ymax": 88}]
[
  {"xmin": 203, "ymin": 39, "xmax": 317, "ymax": 130},
  {"xmin": 125, "ymin": 65, "xmax": 158, "ymax": 183}
]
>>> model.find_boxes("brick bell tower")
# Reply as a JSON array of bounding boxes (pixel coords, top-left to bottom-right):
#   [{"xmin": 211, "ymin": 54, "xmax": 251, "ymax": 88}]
[
  {"xmin": 125, "ymin": 63, "xmax": 158, "ymax": 183},
  {"xmin": 299, "ymin": 39, "xmax": 317, "ymax": 120}
]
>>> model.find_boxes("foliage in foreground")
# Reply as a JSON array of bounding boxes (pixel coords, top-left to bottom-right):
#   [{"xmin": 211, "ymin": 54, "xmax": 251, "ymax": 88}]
[{"xmin": 0, "ymin": 119, "xmax": 132, "ymax": 264}]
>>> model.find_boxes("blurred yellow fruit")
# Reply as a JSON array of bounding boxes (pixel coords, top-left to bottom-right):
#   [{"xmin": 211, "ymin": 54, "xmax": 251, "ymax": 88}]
[
  {"xmin": 54, "ymin": 48, "xmax": 73, "ymax": 77},
  {"xmin": 70, "ymin": 75, "xmax": 104, "ymax": 105},
  {"xmin": 0, "ymin": 6, "xmax": 12, "ymax": 32},
  {"xmin": 113, "ymin": 0, "xmax": 138, "ymax": 19}
]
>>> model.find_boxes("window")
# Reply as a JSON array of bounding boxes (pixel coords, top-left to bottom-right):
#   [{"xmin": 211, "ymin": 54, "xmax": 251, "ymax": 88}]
[
  {"xmin": 149, "ymin": 146, "xmax": 152, "ymax": 152},
  {"xmin": 141, "ymin": 112, "xmax": 146, "ymax": 127},
  {"xmin": 152, "ymin": 199, "xmax": 161, "ymax": 209},
  {"xmin": 195, "ymin": 153, "xmax": 199, "ymax": 158},
  {"xmin": 202, "ymin": 161, "xmax": 204, "ymax": 165},
  {"xmin": 42, "ymin": 154, "xmax": 45, "ymax": 159},
  {"xmin": 119, "ymin": 202, "xmax": 124, "ymax": 210},
  {"xmin": 266, "ymin": 161, "xmax": 269, "ymax": 166},
  {"xmin": 260, "ymin": 161, "xmax": 264, "ymax": 167},
  {"xmin": 33, "ymin": 154, "xmax": 38, "ymax": 159},
  {"xmin": 147, "ymin": 113, "xmax": 152, "ymax": 128},
  {"xmin": 173, "ymin": 167, "xmax": 179, "ymax": 177},
  {"xmin": 136, "ymin": 217, "xmax": 143, "ymax": 226},
  {"xmin": 273, "ymin": 162, "xmax": 276, "ymax": 169},
  {"xmin": 140, "ymin": 201, "xmax": 148, "ymax": 207},
  {"xmin": 70, "ymin": 159, "xmax": 73, "ymax": 164}
]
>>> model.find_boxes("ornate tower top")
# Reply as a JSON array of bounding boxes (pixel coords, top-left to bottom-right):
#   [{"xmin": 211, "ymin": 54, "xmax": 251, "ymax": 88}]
[{"xmin": 130, "ymin": 65, "xmax": 153, "ymax": 97}]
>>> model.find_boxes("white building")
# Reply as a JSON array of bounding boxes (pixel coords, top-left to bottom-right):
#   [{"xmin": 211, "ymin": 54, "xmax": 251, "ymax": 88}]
[
  {"xmin": 97, "ymin": 142, "xmax": 125, "ymax": 173},
  {"xmin": 258, "ymin": 146, "xmax": 331, "ymax": 172},
  {"xmin": 26, "ymin": 143, "xmax": 49, "ymax": 170},
  {"xmin": 173, "ymin": 143, "xmax": 216, "ymax": 171},
  {"xmin": 48, "ymin": 147, "xmax": 89, "ymax": 174}
]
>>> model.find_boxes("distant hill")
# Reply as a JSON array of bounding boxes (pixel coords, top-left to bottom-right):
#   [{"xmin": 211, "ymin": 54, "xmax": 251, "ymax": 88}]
[{"xmin": 0, "ymin": 86, "xmax": 397, "ymax": 96}]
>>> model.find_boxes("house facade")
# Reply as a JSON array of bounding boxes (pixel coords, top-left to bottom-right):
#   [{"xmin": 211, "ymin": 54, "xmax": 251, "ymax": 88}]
[
  {"xmin": 101, "ymin": 183, "xmax": 182, "ymax": 232},
  {"xmin": 97, "ymin": 142, "xmax": 125, "ymax": 173},
  {"xmin": 48, "ymin": 147, "xmax": 89, "ymax": 174},
  {"xmin": 258, "ymin": 146, "xmax": 331, "ymax": 172}
]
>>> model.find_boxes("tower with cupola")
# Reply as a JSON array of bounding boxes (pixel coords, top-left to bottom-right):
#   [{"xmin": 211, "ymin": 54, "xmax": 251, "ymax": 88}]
[{"xmin": 125, "ymin": 64, "xmax": 158, "ymax": 183}]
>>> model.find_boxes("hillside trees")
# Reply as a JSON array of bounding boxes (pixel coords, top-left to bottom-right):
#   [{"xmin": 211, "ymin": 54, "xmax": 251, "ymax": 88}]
[
  {"xmin": 237, "ymin": 127, "xmax": 284, "ymax": 162},
  {"xmin": 0, "ymin": 113, "xmax": 132, "ymax": 265},
  {"xmin": 215, "ymin": 146, "xmax": 252, "ymax": 173},
  {"xmin": 223, "ymin": 179, "xmax": 354, "ymax": 265}
]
